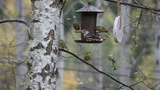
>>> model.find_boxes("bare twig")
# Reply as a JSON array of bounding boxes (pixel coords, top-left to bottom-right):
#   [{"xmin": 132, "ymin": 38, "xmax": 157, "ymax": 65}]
[
  {"xmin": 105, "ymin": 0, "xmax": 160, "ymax": 12},
  {"xmin": 133, "ymin": 9, "xmax": 143, "ymax": 45},
  {"xmin": 0, "ymin": 19, "xmax": 29, "ymax": 27},
  {"xmin": 59, "ymin": 49, "xmax": 134, "ymax": 90}
]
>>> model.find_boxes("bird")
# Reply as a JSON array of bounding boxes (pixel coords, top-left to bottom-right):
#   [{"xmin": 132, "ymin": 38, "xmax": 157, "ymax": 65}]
[
  {"xmin": 58, "ymin": 39, "xmax": 68, "ymax": 50},
  {"xmin": 84, "ymin": 52, "xmax": 91, "ymax": 61},
  {"xmin": 81, "ymin": 29, "xmax": 90, "ymax": 37},
  {"xmin": 96, "ymin": 26, "xmax": 110, "ymax": 34},
  {"xmin": 73, "ymin": 22, "xmax": 80, "ymax": 30},
  {"xmin": 86, "ymin": 35, "xmax": 104, "ymax": 41},
  {"xmin": 108, "ymin": 55, "xmax": 117, "ymax": 71},
  {"xmin": 81, "ymin": 29, "xmax": 105, "ymax": 41}
]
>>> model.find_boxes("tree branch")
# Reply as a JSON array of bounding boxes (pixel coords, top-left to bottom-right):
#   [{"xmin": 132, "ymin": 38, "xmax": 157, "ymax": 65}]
[
  {"xmin": 59, "ymin": 49, "xmax": 134, "ymax": 90},
  {"xmin": 0, "ymin": 19, "xmax": 29, "ymax": 27},
  {"xmin": 105, "ymin": 0, "xmax": 160, "ymax": 12}
]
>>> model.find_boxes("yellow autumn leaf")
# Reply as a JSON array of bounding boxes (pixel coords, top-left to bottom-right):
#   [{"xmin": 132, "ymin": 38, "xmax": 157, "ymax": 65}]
[
  {"xmin": 13, "ymin": 13, "xmax": 18, "ymax": 17},
  {"xmin": 88, "ymin": 77, "xmax": 93, "ymax": 82},
  {"xmin": 135, "ymin": 77, "xmax": 140, "ymax": 81},
  {"xmin": 157, "ymin": 78, "xmax": 160, "ymax": 80},
  {"xmin": 135, "ymin": 36, "xmax": 139, "ymax": 40},
  {"xmin": 24, "ymin": 60, "xmax": 28, "ymax": 63},
  {"xmin": 13, "ymin": 8, "xmax": 17, "ymax": 10}
]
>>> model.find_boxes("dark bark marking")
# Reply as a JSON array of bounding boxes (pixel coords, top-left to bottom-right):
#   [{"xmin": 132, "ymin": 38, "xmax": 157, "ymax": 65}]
[
  {"xmin": 44, "ymin": 64, "xmax": 50, "ymax": 71},
  {"xmin": 51, "ymin": 69, "xmax": 55, "ymax": 78},
  {"xmin": 44, "ymin": 40, "xmax": 53, "ymax": 55},
  {"xmin": 38, "ymin": 82, "xmax": 42, "ymax": 90},
  {"xmin": 30, "ymin": 43, "xmax": 44, "ymax": 51},
  {"xmin": 33, "ymin": 74, "xmax": 37, "ymax": 78},
  {"xmin": 54, "ymin": 25, "xmax": 57, "ymax": 30},
  {"xmin": 51, "ymin": 62, "xmax": 56, "ymax": 78},
  {"xmin": 46, "ymin": 16, "xmax": 49, "ymax": 19},
  {"xmin": 44, "ymin": 30, "xmax": 55, "ymax": 55},
  {"xmin": 53, "ymin": 62, "xmax": 56, "ymax": 70},
  {"xmin": 156, "ymin": 36, "xmax": 160, "ymax": 48},
  {"xmin": 27, "ymin": 61, "xmax": 32, "ymax": 70},
  {"xmin": 53, "ymin": 48, "xmax": 58, "ymax": 55},
  {"xmin": 55, "ymin": 68, "xmax": 58, "ymax": 76},
  {"xmin": 41, "ymin": 69, "xmax": 47, "ymax": 82},
  {"xmin": 48, "ymin": 79, "xmax": 51, "ymax": 85},
  {"xmin": 50, "ymin": 0, "xmax": 63, "ymax": 7},
  {"xmin": 26, "ymin": 87, "xmax": 31, "ymax": 90},
  {"xmin": 54, "ymin": 80, "xmax": 56, "ymax": 85},
  {"xmin": 45, "ymin": 8, "xmax": 49, "ymax": 12},
  {"xmin": 44, "ymin": 29, "xmax": 54, "ymax": 41},
  {"xmin": 51, "ymin": 57, "xmax": 54, "ymax": 63},
  {"xmin": 28, "ymin": 27, "xmax": 34, "ymax": 40}
]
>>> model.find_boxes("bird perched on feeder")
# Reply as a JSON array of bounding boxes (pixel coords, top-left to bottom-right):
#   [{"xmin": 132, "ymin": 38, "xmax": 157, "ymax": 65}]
[
  {"xmin": 58, "ymin": 39, "xmax": 68, "ymax": 50},
  {"xmin": 84, "ymin": 52, "xmax": 91, "ymax": 61},
  {"xmin": 73, "ymin": 22, "xmax": 80, "ymax": 31},
  {"xmin": 82, "ymin": 29, "xmax": 89, "ymax": 37},
  {"xmin": 96, "ymin": 26, "xmax": 110, "ymax": 34},
  {"xmin": 108, "ymin": 55, "xmax": 117, "ymax": 71},
  {"xmin": 82, "ymin": 29, "xmax": 105, "ymax": 41}
]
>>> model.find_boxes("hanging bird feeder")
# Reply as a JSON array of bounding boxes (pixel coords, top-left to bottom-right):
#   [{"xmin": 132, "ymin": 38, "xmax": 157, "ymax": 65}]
[{"xmin": 74, "ymin": 2, "xmax": 105, "ymax": 43}]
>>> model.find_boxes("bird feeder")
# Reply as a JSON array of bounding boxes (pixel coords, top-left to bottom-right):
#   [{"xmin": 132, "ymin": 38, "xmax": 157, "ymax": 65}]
[{"xmin": 74, "ymin": 2, "xmax": 104, "ymax": 43}]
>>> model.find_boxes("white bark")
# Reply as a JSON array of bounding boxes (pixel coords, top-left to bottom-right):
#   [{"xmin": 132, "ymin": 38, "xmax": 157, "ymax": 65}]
[
  {"xmin": 15, "ymin": 0, "xmax": 27, "ymax": 90},
  {"xmin": 154, "ymin": 1, "xmax": 160, "ymax": 90},
  {"xmin": 119, "ymin": 0, "xmax": 132, "ymax": 89},
  {"xmin": 26, "ymin": 0, "xmax": 62, "ymax": 89}
]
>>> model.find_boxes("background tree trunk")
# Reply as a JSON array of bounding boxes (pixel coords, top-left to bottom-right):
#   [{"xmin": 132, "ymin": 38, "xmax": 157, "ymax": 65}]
[
  {"xmin": 94, "ymin": 44, "xmax": 103, "ymax": 89},
  {"xmin": 119, "ymin": 0, "xmax": 132, "ymax": 89},
  {"xmin": 26, "ymin": 0, "xmax": 62, "ymax": 89},
  {"xmin": 56, "ymin": 12, "xmax": 64, "ymax": 90},
  {"xmin": 92, "ymin": 1, "xmax": 106, "ymax": 89},
  {"xmin": 154, "ymin": 1, "xmax": 160, "ymax": 90},
  {"xmin": 15, "ymin": 0, "xmax": 27, "ymax": 89},
  {"xmin": 0, "ymin": 0, "xmax": 4, "ymax": 19}
]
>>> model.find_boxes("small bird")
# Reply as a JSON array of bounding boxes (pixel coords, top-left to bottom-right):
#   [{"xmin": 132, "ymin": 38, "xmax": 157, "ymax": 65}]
[
  {"xmin": 73, "ymin": 22, "xmax": 80, "ymax": 30},
  {"xmin": 108, "ymin": 55, "xmax": 117, "ymax": 71},
  {"xmin": 96, "ymin": 26, "xmax": 110, "ymax": 34},
  {"xmin": 81, "ymin": 29, "xmax": 89, "ymax": 37},
  {"xmin": 58, "ymin": 39, "xmax": 68, "ymax": 50},
  {"xmin": 86, "ymin": 35, "xmax": 104, "ymax": 41},
  {"xmin": 84, "ymin": 52, "xmax": 91, "ymax": 61},
  {"xmin": 82, "ymin": 29, "xmax": 105, "ymax": 41}
]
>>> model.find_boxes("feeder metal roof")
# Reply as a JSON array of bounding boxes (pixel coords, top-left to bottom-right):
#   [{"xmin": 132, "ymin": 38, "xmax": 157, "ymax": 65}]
[{"xmin": 75, "ymin": 3, "xmax": 104, "ymax": 13}]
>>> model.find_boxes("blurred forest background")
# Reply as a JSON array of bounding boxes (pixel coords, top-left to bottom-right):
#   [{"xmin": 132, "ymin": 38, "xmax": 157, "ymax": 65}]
[{"xmin": 0, "ymin": 0, "xmax": 160, "ymax": 90}]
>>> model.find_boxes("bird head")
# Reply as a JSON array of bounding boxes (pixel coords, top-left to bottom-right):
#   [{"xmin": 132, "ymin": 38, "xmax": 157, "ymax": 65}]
[{"xmin": 82, "ymin": 29, "xmax": 89, "ymax": 36}]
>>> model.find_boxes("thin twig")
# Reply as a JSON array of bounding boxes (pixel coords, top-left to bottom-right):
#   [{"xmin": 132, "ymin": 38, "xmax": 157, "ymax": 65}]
[
  {"xmin": 0, "ymin": 19, "xmax": 29, "ymax": 27},
  {"xmin": 59, "ymin": 49, "xmax": 134, "ymax": 90},
  {"xmin": 105, "ymin": 0, "xmax": 160, "ymax": 12},
  {"xmin": 133, "ymin": 9, "xmax": 143, "ymax": 45}
]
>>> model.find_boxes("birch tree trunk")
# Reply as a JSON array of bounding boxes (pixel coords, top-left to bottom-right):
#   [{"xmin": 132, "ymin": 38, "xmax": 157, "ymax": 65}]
[
  {"xmin": 154, "ymin": 1, "xmax": 160, "ymax": 90},
  {"xmin": 26, "ymin": 0, "xmax": 62, "ymax": 89},
  {"xmin": 15, "ymin": 0, "xmax": 27, "ymax": 89},
  {"xmin": 119, "ymin": 0, "xmax": 132, "ymax": 89}
]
